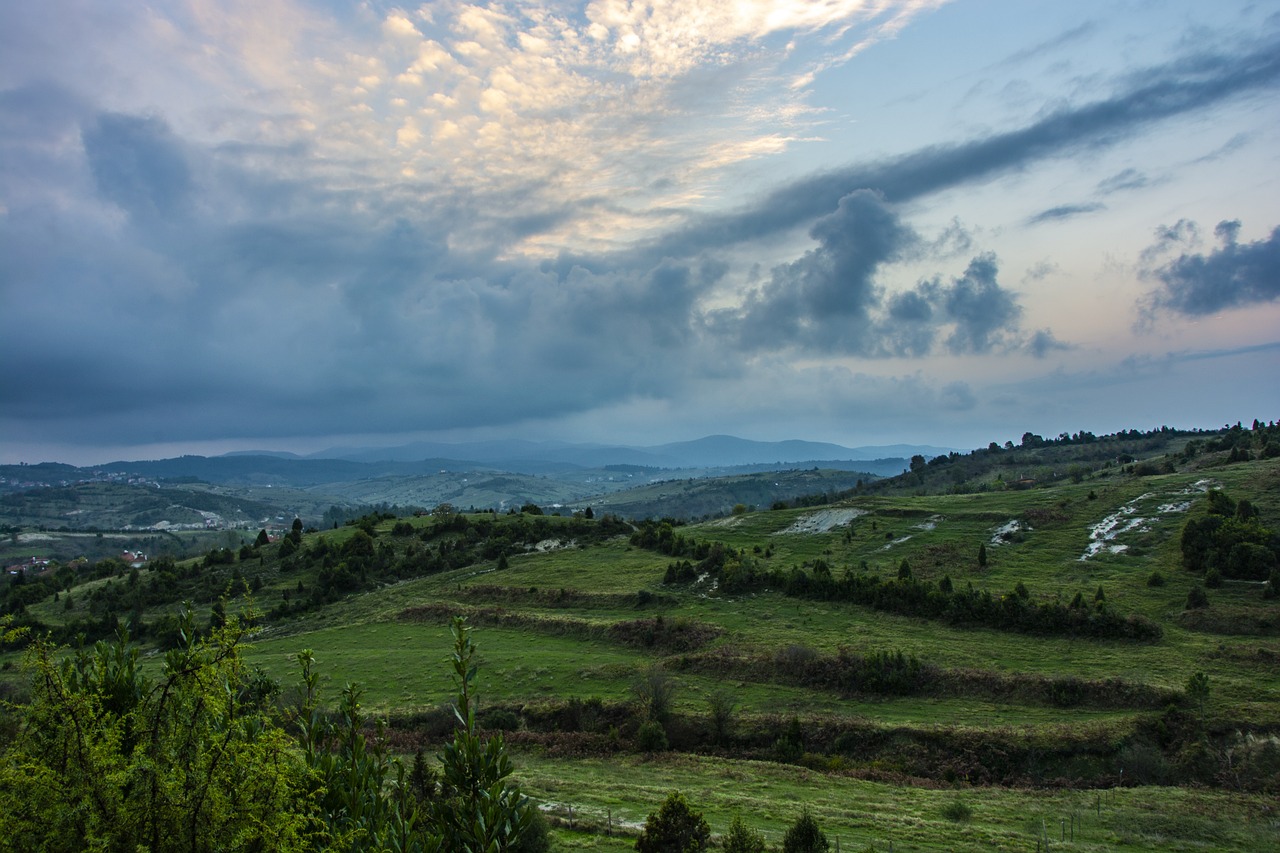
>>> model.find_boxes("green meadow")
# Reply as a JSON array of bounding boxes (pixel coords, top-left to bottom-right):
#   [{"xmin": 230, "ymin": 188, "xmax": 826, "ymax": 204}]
[{"xmin": 4, "ymin": 428, "xmax": 1279, "ymax": 850}]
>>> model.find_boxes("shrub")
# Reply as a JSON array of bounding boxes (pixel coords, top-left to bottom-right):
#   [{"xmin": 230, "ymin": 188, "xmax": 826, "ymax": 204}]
[
  {"xmin": 479, "ymin": 707, "xmax": 521, "ymax": 731},
  {"xmin": 632, "ymin": 668, "xmax": 676, "ymax": 725},
  {"xmin": 1147, "ymin": 570, "xmax": 1166, "ymax": 587},
  {"xmin": 511, "ymin": 806, "xmax": 553, "ymax": 853},
  {"xmin": 723, "ymin": 815, "xmax": 767, "ymax": 853},
  {"xmin": 707, "ymin": 690, "xmax": 737, "ymax": 746},
  {"xmin": 1185, "ymin": 585, "xmax": 1210, "ymax": 610},
  {"xmin": 635, "ymin": 791, "xmax": 710, "ymax": 853},
  {"xmin": 941, "ymin": 799, "xmax": 973, "ymax": 822},
  {"xmin": 774, "ymin": 717, "xmax": 804, "ymax": 763},
  {"xmin": 637, "ymin": 719, "xmax": 669, "ymax": 753},
  {"xmin": 782, "ymin": 809, "xmax": 829, "ymax": 853}
]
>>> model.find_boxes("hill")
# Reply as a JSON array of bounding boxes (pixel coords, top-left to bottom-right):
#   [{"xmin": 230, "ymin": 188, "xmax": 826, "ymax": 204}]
[{"xmin": 2, "ymin": 421, "xmax": 1279, "ymax": 851}]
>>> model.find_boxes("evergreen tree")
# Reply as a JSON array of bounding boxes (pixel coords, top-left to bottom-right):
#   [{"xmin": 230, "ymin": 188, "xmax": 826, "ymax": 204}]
[
  {"xmin": 782, "ymin": 809, "xmax": 829, "ymax": 853},
  {"xmin": 635, "ymin": 791, "xmax": 711, "ymax": 853}
]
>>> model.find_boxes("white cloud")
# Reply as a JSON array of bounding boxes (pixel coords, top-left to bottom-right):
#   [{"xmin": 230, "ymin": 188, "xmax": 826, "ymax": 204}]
[{"xmin": 27, "ymin": 1, "xmax": 948, "ymax": 259}]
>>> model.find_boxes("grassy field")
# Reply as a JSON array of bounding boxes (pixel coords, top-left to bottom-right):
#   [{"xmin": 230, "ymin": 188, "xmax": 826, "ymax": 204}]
[
  {"xmin": 516, "ymin": 752, "xmax": 1280, "ymax": 852},
  {"xmin": 4, "ymin": 431, "xmax": 1279, "ymax": 850}
]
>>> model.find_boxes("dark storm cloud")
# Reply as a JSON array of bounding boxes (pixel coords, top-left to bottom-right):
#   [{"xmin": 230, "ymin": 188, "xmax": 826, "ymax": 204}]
[
  {"xmin": 721, "ymin": 190, "xmax": 914, "ymax": 352},
  {"xmin": 3, "ymin": 19, "xmax": 1275, "ymax": 456},
  {"xmin": 1025, "ymin": 203, "xmax": 1105, "ymax": 226},
  {"xmin": 938, "ymin": 254, "xmax": 1023, "ymax": 354},
  {"xmin": 710, "ymin": 193, "xmax": 1027, "ymax": 358},
  {"xmin": 632, "ymin": 33, "xmax": 1280, "ymax": 261},
  {"xmin": 1144, "ymin": 220, "xmax": 1280, "ymax": 315},
  {"xmin": 1026, "ymin": 329, "xmax": 1072, "ymax": 359},
  {"xmin": 83, "ymin": 113, "xmax": 193, "ymax": 225}
]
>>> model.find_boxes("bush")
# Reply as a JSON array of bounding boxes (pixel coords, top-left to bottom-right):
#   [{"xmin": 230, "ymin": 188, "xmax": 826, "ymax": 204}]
[
  {"xmin": 1185, "ymin": 585, "xmax": 1210, "ymax": 610},
  {"xmin": 941, "ymin": 799, "xmax": 973, "ymax": 822},
  {"xmin": 511, "ymin": 806, "xmax": 553, "ymax": 853},
  {"xmin": 633, "ymin": 667, "xmax": 676, "ymax": 725},
  {"xmin": 782, "ymin": 809, "xmax": 829, "ymax": 853},
  {"xmin": 635, "ymin": 791, "xmax": 710, "ymax": 853},
  {"xmin": 637, "ymin": 718, "xmax": 669, "ymax": 753},
  {"xmin": 723, "ymin": 815, "xmax": 767, "ymax": 853},
  {"xmin": 1147, "ymin": 570, "xmax": 1166, "ymax": 587},
  {"xmin": 479, "ymin": 707, "xmax": 521, "ymax": 731},
  {"xmin": 707, "ymin": 690, "xmax": 737, "ymax": 746}
]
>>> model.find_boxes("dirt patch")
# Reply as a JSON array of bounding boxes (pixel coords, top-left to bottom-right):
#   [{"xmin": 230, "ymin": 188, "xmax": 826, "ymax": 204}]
[{"xmin": 775, "ymin": 508, "xmax": 867, "ymax": 535}]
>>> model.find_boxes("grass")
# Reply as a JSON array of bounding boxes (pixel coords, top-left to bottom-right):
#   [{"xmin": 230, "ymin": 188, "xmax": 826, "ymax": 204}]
[
  {"xmin": 515, "ymin": 751, "xmax": 1280, "ymax": 852},
  {"xmin": 6, "ymin": 440, "xmax": 1279, "ymax": 850}
]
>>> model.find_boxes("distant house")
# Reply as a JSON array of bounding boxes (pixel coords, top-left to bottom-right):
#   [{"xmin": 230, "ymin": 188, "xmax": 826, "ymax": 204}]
[
  {"xmin": 121, "ymin": 551, "xmax": 148, "ymax": 569},
  {"xmin": 6, "ymin": 556, "xmax": 52, "ymax": 576}
]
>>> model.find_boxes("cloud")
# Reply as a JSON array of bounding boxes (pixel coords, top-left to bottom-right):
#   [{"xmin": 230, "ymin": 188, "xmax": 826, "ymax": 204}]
[
  {"xmin": 709, "ymin": 192, "xmax": 1027, "ymax": 357},
  {"xmin": 1096, "ymin": 167, "xmax": 1148, "ymax": 195},
  {"xmin": 936, "ymin": 254, "xmax": 1023, "ymax": 354},
  {"xmin": 2, "ymin": 3, "xmax": 1276, "ymax": 461},
  {"xmin": 1026, "ymin": 329, "xmax": 1072, "ymax": 359},
  {"xmin": 1143, "ymin": 220, "xmax": 1280, "ymax": 315},
  {"xmin": 638, "ymin": 32, "xmax": 1280, "ymax": 260},
  {"xmin": 1025, "ymin": 202, "xmax": 1105, "ymax": 226},
  {"xmin": 82, "ymin": 113, "xmax": 193, "ymax": 225},
  {"xmin": 729, "ymin": 189, "xmax": 914, "ymax": 350}
]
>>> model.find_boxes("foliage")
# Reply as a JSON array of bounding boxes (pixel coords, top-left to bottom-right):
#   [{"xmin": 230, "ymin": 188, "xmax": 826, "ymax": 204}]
[
  {"xmin": 0, "ymin": 610, "xmax": 314, "ymax": 852},
  {"xmin": 1186, "ymin": 671, "xmax": 1210, "ymax": 724},
  {"xmin": 637, "ymin": 718, "xmax": 669, "ymax": 752},
  {"xmin": 431, "ymin": 616, "xmax": 535, "ymax": 852},
  {"xmin": 649, "ymin": 532, "xmax": 1162, "ymax": 641},
  {"xmin": 707, "ymin": 690, "xmax": 737, "ymax": 746},
  {"xmin": 296, "ymin": 652, "xmax": 431, "ymax": 851},
  {"xmin": 632, "ymin": 666, "xmax": 677, "ymax": 726},
  {"xmin": 722, "ymin": 814, "xmax": 767, "ymax": 853},
  {"xmin": 1180, "ymin": 490, "xmax": 1278, "ymax": 580},
  {"xmin": 635, "ymin": 791, "xmax": 710, "ymax": 853},
  {"xmin": 782, "ymin": 808, "xmax": 829, "ymax": 853}
]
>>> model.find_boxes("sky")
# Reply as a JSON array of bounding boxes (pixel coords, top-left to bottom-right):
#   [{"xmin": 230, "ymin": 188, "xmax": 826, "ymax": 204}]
[{"xmin": 2, "ymin": 0, "xmax": 1278, "ymax": 466}]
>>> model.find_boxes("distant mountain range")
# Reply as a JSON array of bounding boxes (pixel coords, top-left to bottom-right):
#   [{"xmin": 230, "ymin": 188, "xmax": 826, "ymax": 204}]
[
  {"xmin": 300, "ymin": 435, "xmax": 955, "ymax": 470},
  {"xmin": 1, "ymin": 437, "xmax": 952, "ymax": 522}
]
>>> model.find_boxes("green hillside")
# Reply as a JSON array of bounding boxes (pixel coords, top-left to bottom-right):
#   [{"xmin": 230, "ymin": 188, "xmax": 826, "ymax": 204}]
[{"xmin": 2, "ymin": 423, "xmax": 1279, "ymax": 850}]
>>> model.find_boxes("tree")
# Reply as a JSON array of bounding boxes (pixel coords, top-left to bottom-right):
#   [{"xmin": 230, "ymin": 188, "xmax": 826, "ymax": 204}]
[
  {"xmin": 1185, "ymin": 584, "xmax": 1210, "ymax": 610},
  {"xmin": 633, "ymin": 667, "xmax": 676, "ymax": 727},
  {"xmin": 722, "ymin": 815, "xmax": 767, "ymax": 853},
  {"xmin": 0, "ymin": 612, "xmax": 313, "ymax": 852},
  {"xmin": 254, "ymin": 528, "xmax": 270, "ymax": 548},
  {"xmin": 782, "ymin": 809, "xmax": 829, "ymax": 853},
  {"xmin": 707, "ymin": 690, "xmax": 737, "ymax": 747},
  {"xmin": 431, "ymin": 617, "xmax": 535, "ymax": 852},
  {"xmin": 635, "ymin": 791, "xmax": 710, "ymax": 853},
  {"xmin": 1186, "ymin": 671, "xmax": 1210, "ymax": 725},
  {"xmin": 978, "ymin": 542, "xmax": 988, "ymax": 568}
]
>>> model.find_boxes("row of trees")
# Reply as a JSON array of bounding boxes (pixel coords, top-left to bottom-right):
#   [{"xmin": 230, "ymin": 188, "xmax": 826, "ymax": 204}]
[
  {"xmin": 637, "ymin": 791, "xmax": 832, "ymax": 852},
  {"xmin": 643, "ymin": 526, "xmax": 1163, "ymax": 641}
]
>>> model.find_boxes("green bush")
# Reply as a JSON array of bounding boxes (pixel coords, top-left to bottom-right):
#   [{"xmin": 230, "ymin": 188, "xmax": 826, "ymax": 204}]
[
  {"xmin": 635, "ymin": 791, "xmax": 710, "ymax": 853},
  {"xmin": 722, "ymin": 815, "xmax": 767, "ymax": 853},
  {"xmin": 941, "ymin": 798, "xmax": 973, "ymax": 822},
  {"xmin": 1185, "ymin": 585, "xmax": 1210, "ymax": 610},
  {"xmin": 637, "ymin": 719, "xmax": 669, "ymax": 753},
  {"xmin": 782, "ymin": 808, "xmax": 829, "ymax": 853}
]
